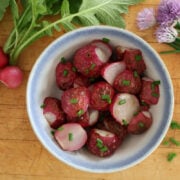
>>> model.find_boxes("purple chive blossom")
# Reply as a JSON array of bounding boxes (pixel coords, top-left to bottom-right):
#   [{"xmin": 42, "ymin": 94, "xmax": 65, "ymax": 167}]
[
  {"xmin": 157, "ymin": 0, "xmax": 180, "ymax": 26},
  {"xmin": 156, "ymin": 25, "xmax": 178, "ymax": 43},
  {"xmin": 137, "ymin": 8, "xmax": 156, "ymax": 30}
]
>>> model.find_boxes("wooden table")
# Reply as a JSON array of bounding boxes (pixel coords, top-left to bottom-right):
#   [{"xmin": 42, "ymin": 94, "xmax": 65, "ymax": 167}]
[{"xmin": 0, "ymin": 0, "xmax": 180, "ymax": 179}]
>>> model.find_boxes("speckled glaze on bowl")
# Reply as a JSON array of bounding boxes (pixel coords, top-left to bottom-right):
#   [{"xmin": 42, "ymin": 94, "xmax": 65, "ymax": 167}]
[{"xmin": 26, "ymin": 26, "xmax": 174, "ymax": 173}]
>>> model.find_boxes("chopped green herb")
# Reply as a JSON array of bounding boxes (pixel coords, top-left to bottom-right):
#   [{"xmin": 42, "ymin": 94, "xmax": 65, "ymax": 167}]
[
  {"xmin": 100, "ymin": 146, "xmax": 108, "ymax": 152},
  {"xmin": 135, "ymin": 54, "xmax": 142, "ymax": 61},
  {"xmin": 51, "ymin": 130, "xmax": 55, "ymax": 136},
  {"xmin": 89, "ymin": 77, "xmax": 96, "ymax": 83},
  {"xmin": 162, "ymin": 140, "xmax": 170, "ymax": 146},
  {"xmin": 167, "ymin": 152, "xmax": 177, "ymax": 162},
  {"xmin": 141, "ymin": 101, "xmax": 148, "ymax": 106},
  {"xmin": 96, "ymin": 138, "xmax": 103, "ymax": 148},
  {"xmin": 133, "ymin": 111, "xmax": 139, "ymax": 116},
  {"xmin": 169, "ymin": 137, "xmax": 180, "ymax": 146},
  {"xmin": 138, "ymin": 122, "xmax": 145, "ymax": 128},
  {"xmin": 122, "ymin": 80, "xmax": 131, "ymax": 86},
  {"xmin": 90, "ymin": 63, "xmax": 96, "ymax": 70},
  {"xmin": 68, "ymin": 133, "xmax": 73, "ymax": 141},
  {"xmin": 72, "ymin": 66, "xmax": 77, "ymax": 72},
  {"xmin": 63, "ymin": 69, "xmax": 69, "ymax": 77},
  {"xmin": 119, "ymin": 99, "xmax": 126, "ymax": 105},
  {"xmin": 133, "ymin": 71, "xmax": 139, "ymax": 78},
  {"xmin": 102, "ymin": 37, "xmax": 110, "ymax": 43},
  {"xmin": 170, "ymin": 120, "xmax": 180, "ymax": 129},
  {"xmin": 61, "ymin": 57, "xmax": 66, "ymax": 63},
  {"xmin": 77, "ymin": 109, "xmax": 84, "ymax": 117},
  {"xmin": 85, "ymin": 69, "xmax": 89, "ymax": 74},
  {"xmin": 151, "ymin": 80, "xmax": 160, "ymax": 90},
  {"xmin": 122, "ymin": 119, "xmax": 128, "ymax": 126},
  {"xmin": 101, "ymin": 94, "xmax": 111, "ymax": 104},
  {"xmin": 151, "ymin": 92, "xmax": 159, "ymax": 97},
  {"xmin": 40, "ymin": 104, "xmax": 45, "ymax": 108},
  {"xmin": 70, "ymin": 98, "xmax": 78, "ymax": 104},
  {"xmin": 57, "ymin": 127, "xmax": 64, "ymax": 131}
]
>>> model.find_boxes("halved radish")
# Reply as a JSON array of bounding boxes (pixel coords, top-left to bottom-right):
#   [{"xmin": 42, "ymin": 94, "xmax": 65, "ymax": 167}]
[
  {"xmin": 88, "ymin": 109, "xmax": 99, "ymax": 126},
  {"xmin": 91, "ymin": 39, "xmax": 112, "ymax": 63},
  {"xmin": 54, "ymin": 123, "xmax": 87, "ymax": 151},
  {"xmin": 86, "ymin": 128, "xmax": 119, "ymax": 157},
  {"xmin": 101, "ymin": 62, "xmax": 126, "ymax": 85},
  {"xmin": 110, "ymin": 93, "xmax": 140, "ymax": 125}
]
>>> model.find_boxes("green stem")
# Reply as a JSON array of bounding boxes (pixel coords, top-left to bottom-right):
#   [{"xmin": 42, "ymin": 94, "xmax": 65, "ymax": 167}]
[{"xmin": 160, "ymin": 49, "xmax": 180, "ymax": 54}]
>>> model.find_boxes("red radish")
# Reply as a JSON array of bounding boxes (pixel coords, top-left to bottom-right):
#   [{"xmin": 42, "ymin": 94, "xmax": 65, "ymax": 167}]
[
  {"xmin": 128, "ymin": 111, "xmax": 152, "ymax": 134},
  {"xmin": 73, "ymin": 44, "xmax": 108, "ymax": 77},
  {"xmin": 114, "ymin": 46, "xmax": 129, "ymax": 61},
  {"xmin": 56, "ymin": 61, "xmax": 77, "ymax": 90},
  {"xmin": 86, "ymin": 128, "xmax": 119, "ymax": 157},
  {"xmin": 91, "ymin": 39, "xmax": 112, "ymax": 62},
  {"xmin": 139, "ymin": 77, "xmax": 160, "ymax": 105},
  {"xmin": 101, "ymin": 62, "xmax": 126, "ymax": 85},
  {"xmin": 0, "ymin": 47, "xmax": 8, "ymax": 68},
  {"xmin": 90, "ymin": 81, "xmax": 115, "ymax": 111},
  {"xmin": 61, "ymin": 87, "xmax": 90, "ymax": 117},
  {"xmin": 43, "ymin": 97, "xmax": 65, "ymax": 129},
  {"xmin": 110, "ymin": 93, "xmax": 140, "ymax": 125},
  {"xmin": 66, "ymin": 109, "xmax": 99, "ymax": 127},
  {"xmin": 113, "ymin": 69, "xmax": 142, "ymax": 94},
  {"xmin": 73, "ymin": 74, "xmax": 89, "ymax": 88},
  {"xmin": 54, "ymin": 123, "xmax": 87, "ymax": 151},
  {"xmin": 0, "ymin": 66, "xmax": 23, "ymax": 88}
]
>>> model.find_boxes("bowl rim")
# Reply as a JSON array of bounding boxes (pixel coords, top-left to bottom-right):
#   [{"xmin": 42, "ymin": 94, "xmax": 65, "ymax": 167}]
[{"xmin": 26, "ymin": 25, "xmax": 174, "ymax": 173}]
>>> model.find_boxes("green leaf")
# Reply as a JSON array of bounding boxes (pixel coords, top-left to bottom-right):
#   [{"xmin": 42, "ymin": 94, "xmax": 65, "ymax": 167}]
[
  {"xmin": 61, "ymin": 0, "xmax": 70, "ymax": 18},
  {"xmin": 0, "ymin": 0, "xmax": 10, "ymax": 21}
]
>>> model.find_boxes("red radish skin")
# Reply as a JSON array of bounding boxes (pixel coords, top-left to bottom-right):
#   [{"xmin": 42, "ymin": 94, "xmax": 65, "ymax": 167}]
[
  {"xmin": 54, "ymin": 123, "xmax": 87, "ymax": 151},
  {"xmin": 0, "ymin": 47, "xmax": 8, "ymax": 68},
  {"xmin": 101, "ymin": 62, "xmax": 126, "ymax": 85},
  {"xmin": 56, "ymin": 61, "xmax": 76, "ymax": 90},
  {"xmin": 114, "ymin": 46, "xmax": 129, "ymax": 61},
  {"xmin": 73, "ymin": 74, "xmax": 90, "ymax": 88},
  {"xmin": 87, "ymin": 129, "xmax": 119, "ymax": 157},
  {"xmin": 43, "ymin": 97, "xmax": 65, "ymax": 129},
  {"xmin": 128, "ymin": 111, "xmax": 153, "ymax": 134},
  {"xmin": 110, "ymin": 93, "xmax": 140, "ymax": 125},
  {"xmin": 73, "ymin": 44, "xmax": 108, "ymax": 77},
  {"xmin": 61, "ymin": 87, "xmax": 90, "ymax": 117},
  {"xmin": 0, "ymin": 66, "xmax": 23, "ymax": 88}
]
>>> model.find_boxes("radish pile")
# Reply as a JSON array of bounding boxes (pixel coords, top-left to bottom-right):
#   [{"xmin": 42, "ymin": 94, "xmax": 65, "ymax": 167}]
[{"xmin": 41, "ymin": 38, "xmax": 160, "ymax": 157}]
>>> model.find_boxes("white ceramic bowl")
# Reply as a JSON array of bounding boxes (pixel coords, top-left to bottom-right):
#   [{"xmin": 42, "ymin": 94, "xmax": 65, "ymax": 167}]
[{"xmin": 27, "ymin": 26, "xmax": 174, "ymax": 173}]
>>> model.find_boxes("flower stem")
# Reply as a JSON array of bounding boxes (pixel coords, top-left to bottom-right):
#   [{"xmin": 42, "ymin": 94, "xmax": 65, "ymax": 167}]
[{"xmin": 160, "ymin": 49, "xmax": 180, "ymax": 54}]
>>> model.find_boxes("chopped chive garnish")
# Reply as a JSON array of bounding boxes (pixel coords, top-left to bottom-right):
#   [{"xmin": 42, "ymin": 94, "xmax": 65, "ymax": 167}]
[
  {"xmin": 61, "ymin": 57, "xmax": 66, "ymax": 63},
  {"xmin": 122, "ymin": 119, "xmax": 128, "ymax": 125},
  {"xmin": 70, "ymin": 98, "xmax": 78, "ymax": 104},
  {"xmin": 102, "ymin": 37, "xmax": 110, "ymax": 43},
  {"xmin": 151, "ymin": 92, "xmax": 159, "ymax": 97},
  {"xmin": 138, "ymin": 122, "xmax": 145, "ymax": 128},
  {"xmin": 100, "ymin": 146, "xmax": 108, "ymax": 152},
  {"xmin": 96, "ymin": 138, "xmax": 103, "ymax": 148},
  {"xmin": 51, "ymin": 130, "xmax": 55, "ymax": 135},
  {"xmin": 169, "ymin": 137, "xmax": 180, "ymax": 146},
  {"xmin": 170, "ymin": 120, "xmax": 180, "ymax": 129},
  {"xmin": 133, "ymin": 111, "xmax": 139, "ymax": 116},
  {"xmin": 40, "ymin": 104, "xmax": 45, "ymax": 108},
  {"xmin": 68, "ymin": 133, "xmax": 73, "ymax": 141},
  {"xmin": 167, "ymin": 152, "xmax": 177, "ymax": 162},
  {"xmin": 90, "ymin": 63, "xmax": 96, "ymax": 70},
  {"xmin": 63, "ymin": 69, "xmax": 69, "ymax": 77},
  {"xmin": 122, "ymin": 80, "xmax": 131, "ymax": 86},
  {"xmin": 72, "ymin": 66, "xmax": 77, "ymax": 72},
  {"xmin": 162, "ymin": 140, "xmax": 170, "ymax": 146},
  {"xmin": 133, "ymin": 71, "xmax": 139, "ymax": 78},
  {"xmin": 119, "ymin": 99, "xmax": 126, "ymax": 105},
  {"xmin": 135, "ymin": 54, "xmax": 142, "ymax": 61},
  {"xmin": 57, "ymin": 127, "xmax": 64, "ymax": 131},
  {"xmin": 141, "ymin": 101, "xmax": 148, "ymax": 106},
  {"xmin": 101, "ymin": 94, "xmax": 111, "ymax": 104},
  {"xmin": 151, "ymin": 80, "xmax": 160, "ymax": 90},
  {"xmin": 77, "ymin": 109, "xmax": 84, "ymax": 117}
]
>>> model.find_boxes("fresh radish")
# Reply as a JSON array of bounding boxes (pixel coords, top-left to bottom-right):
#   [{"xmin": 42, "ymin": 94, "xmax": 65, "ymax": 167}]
[
  {"xmin": 114, "ymin": 46, "xmax": 129, "ymax": 61},
  {"xmin": 0, "ymin": 66, "xmax": 23, "ymax": 88},
  {"xmin": 87, "ymin": 128, "xmax": 119, "ymax": 157},
  {"xmin": 0, "ymin": 47, "xmax": 8, "ymax": 68},
  {"xmin": 42, "ymin": 97, "xmax": 65, "ymax": 129},
  {"xmin": 54, "ymin": 123, "xmax": 87, "ymax": 151},
  {"xmin": 101, "ymin": 62, "xmax": 126, "ymax": 85},
  {"xmin": 128, "ymin": 111, "xmax": 152, "ymax": 134},
  {"xmin": 73, "ymin": 44, "xmax": 109, "ymax": 77},
  {"xmin": 91, "ymin": 39, "xmax": 112, "ymax": 63},
  {"xmin": 110, "ymin": 93, "xmax": 140, "ymax": 125}
]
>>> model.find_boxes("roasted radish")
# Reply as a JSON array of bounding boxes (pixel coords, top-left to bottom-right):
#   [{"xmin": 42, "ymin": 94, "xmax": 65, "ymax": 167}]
[
  {"xmin": 54, "ymin": 123, "xmax": 87, "ymax": 151},
  {"xmin": 110, "ymin": 93, "xmax": 140, "ymax": 125}
]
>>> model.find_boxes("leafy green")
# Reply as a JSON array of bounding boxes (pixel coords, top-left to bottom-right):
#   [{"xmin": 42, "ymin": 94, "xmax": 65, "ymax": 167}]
[
  {"xmin": 2, "ymin": 0, "xmax": 144, "ymax": 64},
  {"xmin": 0, "ymin": 0, "xmax": 10, "ymax": 20}
]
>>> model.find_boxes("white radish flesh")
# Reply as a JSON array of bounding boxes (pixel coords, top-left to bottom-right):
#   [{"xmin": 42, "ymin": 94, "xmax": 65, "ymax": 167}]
[
  {"xmin": 54, "ymin": 123, "xmax": 87, "ymax": 151},
  {"xmin": 89, "ymin": 109, "xmax": 99, "ymax": 126},
  {"xmin": 110, "ymin": 93, "xmax": 140, "ymax": 125},
  {"xmin": 101, "ymin": 62, "xmax": 126, "ymax": 85}
]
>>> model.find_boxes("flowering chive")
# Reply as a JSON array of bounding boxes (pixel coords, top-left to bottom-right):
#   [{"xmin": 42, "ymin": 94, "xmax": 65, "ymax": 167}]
[
  {"xmin": 122, "ymin": 80, "xmax": 130, "ymax": 86},
  {"xmin": 101, "ymin": 94, "xmax": 111, "ymax": 104},
  {"xmin": 119, "ymin": 99, "xmax": 126, "ymax": 105},
  {"xmin": 169, "ymin": 137, "xmax": 180, "ymax": 146},
  {"xmin": 70, "ymin": 98, "xmax": 78, "ymax": 104},
  {"xmin": 63, "ymin": 69, "xmax": 69, "ymax": 77},
  {"xmin": 68, "ymin": 133, "xmax": 73, "ymax": 141},
  {"xmin": 170, "ymin": 120, "xmax": 180, "ymax": 129},
  {"xmin": 167, "ymin": 152, "xmax": 177, "ymax": 162}
]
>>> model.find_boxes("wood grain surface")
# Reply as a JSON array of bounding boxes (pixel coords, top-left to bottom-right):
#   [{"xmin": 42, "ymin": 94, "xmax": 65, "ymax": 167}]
[{"xmin": 0, "ymin": 0, "xmax": 180, "ymax": 180}]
